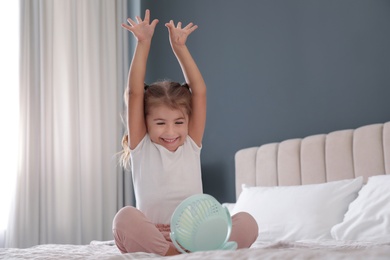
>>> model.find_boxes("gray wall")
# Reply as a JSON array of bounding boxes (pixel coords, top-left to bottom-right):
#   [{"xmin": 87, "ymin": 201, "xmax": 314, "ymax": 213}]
[{"xmin": 137, "ymin": 0, "xmax": 390, "ymax": 203}]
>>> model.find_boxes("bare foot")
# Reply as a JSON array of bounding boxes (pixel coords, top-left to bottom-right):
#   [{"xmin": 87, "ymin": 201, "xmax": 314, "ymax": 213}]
[{"xmin": 165, "ymin": 244, "xmax": 181, "ymax": 256}]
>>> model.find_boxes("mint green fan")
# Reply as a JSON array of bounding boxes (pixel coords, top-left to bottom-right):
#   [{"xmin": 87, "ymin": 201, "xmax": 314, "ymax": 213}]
[{"xmin": 170, "ymin": 194, "xmax": 237, "ymax": 253}]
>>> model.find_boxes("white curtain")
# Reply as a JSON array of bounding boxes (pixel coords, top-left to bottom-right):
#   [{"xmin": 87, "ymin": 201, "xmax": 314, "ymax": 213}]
[
  {"xmin": 6, "ymin": 0, "xmax": 135, "ymax": 248},
  {"xmin": 0, "ymin": 1, "xmax": 19, "ymax": 248}
]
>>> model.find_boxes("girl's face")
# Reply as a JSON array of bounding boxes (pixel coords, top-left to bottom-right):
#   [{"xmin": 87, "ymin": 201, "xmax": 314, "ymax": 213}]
[{"xmin": 146, "ymin": 105, "xmax": 189, "ymax": 152}]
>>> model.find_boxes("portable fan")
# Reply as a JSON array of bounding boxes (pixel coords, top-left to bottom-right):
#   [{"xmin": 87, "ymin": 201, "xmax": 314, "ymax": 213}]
[{"xmin": 170, "ymin": 194, "xmax": 237, "ymax": 253}]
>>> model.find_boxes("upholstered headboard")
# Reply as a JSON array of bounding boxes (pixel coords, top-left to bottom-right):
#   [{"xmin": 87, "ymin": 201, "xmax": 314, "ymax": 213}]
[{"xmin": 235, "ymin": 122, "xmax": 390, "ymax": 199}]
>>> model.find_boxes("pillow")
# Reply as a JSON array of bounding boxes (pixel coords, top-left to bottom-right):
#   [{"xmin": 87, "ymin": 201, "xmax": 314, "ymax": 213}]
[
  {"xmin": 231, "ymin": 177, "xmax": 363, "ymax": 242},
  {"xmin": 331, "ymin": 175, "xmax": 390, "ymax": 242}
]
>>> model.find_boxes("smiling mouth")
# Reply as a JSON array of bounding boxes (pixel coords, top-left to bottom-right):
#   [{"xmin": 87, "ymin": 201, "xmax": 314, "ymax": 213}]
[{"xmin": 161, "ymin": 137, "xmax": 179, "ymax": 143}]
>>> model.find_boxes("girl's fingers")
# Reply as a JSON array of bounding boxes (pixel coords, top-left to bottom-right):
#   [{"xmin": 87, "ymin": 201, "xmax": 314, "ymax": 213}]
[
  {"xmin": 187, "ymin": 24, "xmax": 198, "ymax": 33},
  {"xmin": 144, "ymin": 9, "xmax": 150, "ymax": 22},
  {"xmin": 121, "ymin": 23, "xmax": 134, "ymax": 32},
  {"xmin": 183, "ymin": 22, "xmax": 192, "ymax": 29},
  {"xmin": 172, "ymin": 21, "xmax": 197, "ymax": 32},
  {"xmin": 151, "ymin": 19, "xmax": 159, "ymax": 27},
  {"xmin": 126, "ymin": 15, "xmax": 198, "ymax": 33},
  {"xmin": 165, "ymin": 20, "xmax": 174, "ymax": 29},
  {"xmin": 127, "ymin": 18, "xmax": 137, "ymax": 26},
  {"xmin": 125, "ymin": 9, "xmax": 157, "ymax": 28},
  {"xmin": 135, "ymin": 16, "xmax": 142, "ymax": 23}
]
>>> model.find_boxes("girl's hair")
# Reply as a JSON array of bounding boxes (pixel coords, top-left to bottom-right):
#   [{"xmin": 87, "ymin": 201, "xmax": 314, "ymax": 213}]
[{"xmin": 119, "ymin": 80, "xmax": 192, "ymax": 168}]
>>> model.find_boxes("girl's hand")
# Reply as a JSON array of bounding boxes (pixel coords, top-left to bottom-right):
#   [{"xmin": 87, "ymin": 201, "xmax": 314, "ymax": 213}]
[
  {"xmin": 122, "ymin": 9, "xmax": 159, "ymax": 43},
  {"xmin": 165, "ymin": 20, "xmax": 198, "ymax": 47}
]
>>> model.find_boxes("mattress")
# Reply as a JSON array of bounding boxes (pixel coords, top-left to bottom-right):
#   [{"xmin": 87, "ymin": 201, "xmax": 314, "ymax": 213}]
[{"xmin": 1, "ymin": 239, "xmax": 390, "ymax": 259}]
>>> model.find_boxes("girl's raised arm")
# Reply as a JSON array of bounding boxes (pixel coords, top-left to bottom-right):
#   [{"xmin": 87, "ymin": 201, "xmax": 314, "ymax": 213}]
[
  {"xmin": 165, "ymin": 21, "xmax": 207, "ymax": 147},
  {"xmin": 122, "ymin": 10, "xmax": 159, "ymax": 149}
]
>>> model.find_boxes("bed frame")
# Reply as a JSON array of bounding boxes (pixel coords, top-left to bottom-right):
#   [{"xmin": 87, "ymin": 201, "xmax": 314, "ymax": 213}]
[{"xmin": 235, "ymin": 121, "xmax": 390, "ymax": 199}]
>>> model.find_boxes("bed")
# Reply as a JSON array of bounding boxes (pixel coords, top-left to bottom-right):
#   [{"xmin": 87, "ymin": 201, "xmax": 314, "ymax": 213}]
[{"xmin": 1, "ymin": 121, "xmax": 390, "ymax": 259}]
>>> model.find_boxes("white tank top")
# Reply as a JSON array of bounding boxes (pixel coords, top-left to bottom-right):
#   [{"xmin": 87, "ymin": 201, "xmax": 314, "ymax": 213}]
[{"xmin": 130, "ymin": 134, "xmax": 203, "ymax": 224}]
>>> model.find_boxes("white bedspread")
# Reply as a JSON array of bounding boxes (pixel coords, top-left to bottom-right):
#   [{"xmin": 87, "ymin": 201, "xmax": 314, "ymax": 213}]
[{"xmin": 1, "ymin": 239, "xmax": 390, "ymax": 259}]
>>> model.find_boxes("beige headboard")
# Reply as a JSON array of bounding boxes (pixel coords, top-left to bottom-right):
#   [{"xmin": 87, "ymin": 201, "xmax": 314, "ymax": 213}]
[{"xmin": 235, "ymin": 122, "xmax": 390, "ymax": 199}]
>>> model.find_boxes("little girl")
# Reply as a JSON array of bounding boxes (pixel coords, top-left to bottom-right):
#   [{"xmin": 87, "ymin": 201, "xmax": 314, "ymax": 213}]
[{"xmin": 113, "ymin": 10, "xmax": 258, "ymax": 256}]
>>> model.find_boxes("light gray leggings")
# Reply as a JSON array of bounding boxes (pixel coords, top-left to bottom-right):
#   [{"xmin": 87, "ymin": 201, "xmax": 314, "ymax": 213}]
[{"xmin": 112, "ymin": 206, "xmax": 258, "ymax": 256}]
